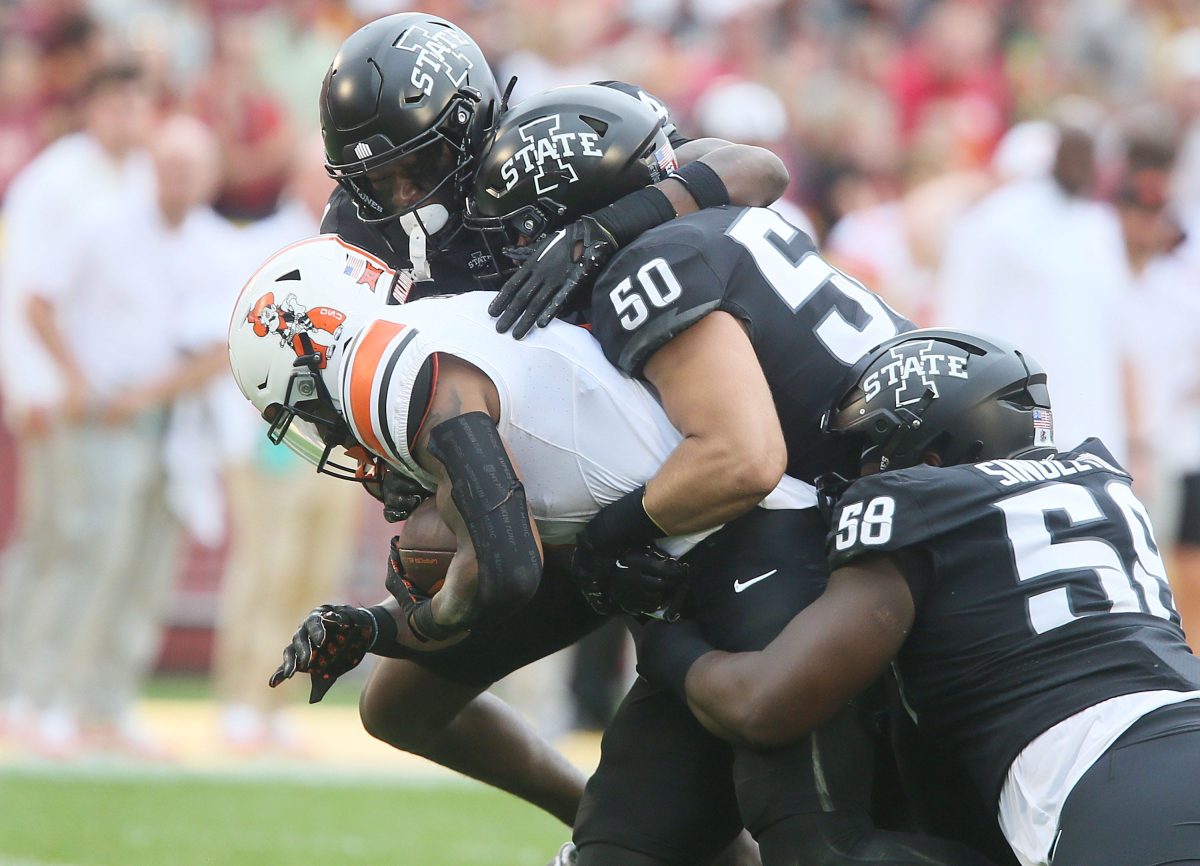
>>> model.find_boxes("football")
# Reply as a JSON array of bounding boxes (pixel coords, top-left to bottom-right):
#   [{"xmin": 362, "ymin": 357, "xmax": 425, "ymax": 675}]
[{"xmin": 395, "ymin": 498, "xmax": 457, "ymax": 596}]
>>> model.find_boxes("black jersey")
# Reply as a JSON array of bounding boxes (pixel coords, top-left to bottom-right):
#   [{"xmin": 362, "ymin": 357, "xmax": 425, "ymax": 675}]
[
  {"xmin": 589, "ymin": 206, "xmax": 915, "ymax": 484},
  {"xmin": 827, "ymin": 439, "xmax": 1200, "ymax": 809},
  {"xmin": 321, "ymin": 80, "xmax": 691, "ymax": 301}
]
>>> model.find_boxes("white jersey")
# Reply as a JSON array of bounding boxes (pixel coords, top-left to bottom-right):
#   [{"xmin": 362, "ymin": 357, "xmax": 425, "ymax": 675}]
[{"xmin": 336, "ymin": 291, "xmax": 813, "ymax": 547}]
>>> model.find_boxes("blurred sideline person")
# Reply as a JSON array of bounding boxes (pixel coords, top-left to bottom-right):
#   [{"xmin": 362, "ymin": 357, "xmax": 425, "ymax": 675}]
[
  {"xmin": 473, "ymin": 93, "xmax": 996, "ymax": 866},
  {"xmin": 937, "ymin": 101, "xmax": 1137, "ymax": 464},
  {"xmin": 0, "ymin": 62, "xmax": 155, "ymax": 751},
  {"xmin": 229, "ymin": 235, "xmax": 814, "ymax": 864},
  {"xmin": 1117, "ymin": 164, "xmax": 1200, "ymax": 644},
  {"xmin": 2, "ymin": 108, "xmax": 241, "ymax": 756},
  {"xmin": 637, "ymin": 329, "xmax": 1200, "ymax": 866},
  {"xmin": 212, "ymin": 134, "xmax": 364, "ymax": 751}
]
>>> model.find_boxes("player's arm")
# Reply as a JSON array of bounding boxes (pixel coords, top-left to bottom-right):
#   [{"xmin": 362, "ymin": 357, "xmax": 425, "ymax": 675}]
[
  {"xmin": 641, "ymin": 555, "xmax": 916, "ymax": 748},
  {"xmin": 491, "ymin": 143, "xmax": 789, "ymax": 338},
  {"xmin": 401, "ymin": 354, "xmax": 544, "ymax": 640},
  {"xmin": 640, "ymin": 310, "xmax": 787, "ymax": 535}
]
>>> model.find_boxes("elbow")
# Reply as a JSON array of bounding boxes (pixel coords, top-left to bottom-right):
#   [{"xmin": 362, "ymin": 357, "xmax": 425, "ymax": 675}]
[
  {"xmin": 731, "ymin": 685, "xmax": 817, "ymax": 751},
  {"xmin": 740, "ymin": 146, "xmax": 790, "ymax": 207},
  {"xmin": 734, "ymin": 436, "xmax": 788, "ymax": 504},
  {"xmin": 475, "ymin": 550, "xmax": 542, "ymax": 622}
]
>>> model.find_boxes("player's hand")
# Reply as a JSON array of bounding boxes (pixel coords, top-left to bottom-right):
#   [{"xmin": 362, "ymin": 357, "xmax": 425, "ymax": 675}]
[
  {"xmin": 269, "ymin": 604, "xmax": 378, "ymax": 703},
  {"xmin": 570, "ymin": 532, "xmax": 622, "ymax": 616},
  {"xmin": 571, "ymin": 537, "xmax": 689, "ymax": 620},
  {"xmin": 383, "ymin": 538, "xmax": 466, "ymax": 649},
  {"xmin": 356, "ymin": 454, "xmax": 430, "ymax": 522},
  {"xmin": 489, "ymin": 216, "xmax": 617, "ymax": 339},
  {"xmin": 611, "ymin": 546, "xmax": 689, "ymax": 621}
]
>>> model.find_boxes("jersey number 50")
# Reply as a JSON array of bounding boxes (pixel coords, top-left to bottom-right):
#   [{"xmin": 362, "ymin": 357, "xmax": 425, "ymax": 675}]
[{"xmin": 726, "ymin": 208, "xmax": 899, "ymax": 364}]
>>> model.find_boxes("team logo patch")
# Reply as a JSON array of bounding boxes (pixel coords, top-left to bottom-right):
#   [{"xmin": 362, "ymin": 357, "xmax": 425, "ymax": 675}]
[
  {"xmin": 392, "ymin": 24, "xmax": 474, "ymax": 96},
  {"xmin": 500, "ymin": 114, "xmax": 605, "ymax": 196},
  {"xmin": 246, "ymin": 291, "xmax": 345, "ymax": 369},
  {"xmin": 862, "ymin": 340, "xmax": 969, "ymax": 407}
]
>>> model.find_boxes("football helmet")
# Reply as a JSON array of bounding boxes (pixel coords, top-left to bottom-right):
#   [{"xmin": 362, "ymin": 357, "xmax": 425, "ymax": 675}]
[
  {"xmin": 464, "ymin": 84, "xmax": 677, "ymax": 250},
  {"xmin": 321, "ymin": 13, "xmax": 499, "ymax": 237},
  {"xmin": 823, "ymin": 329, "xmax": 1054, "ymax": 474},
  {"xmin": 228, "ymin": 235, "xmax": 394, "ymax": 478}
]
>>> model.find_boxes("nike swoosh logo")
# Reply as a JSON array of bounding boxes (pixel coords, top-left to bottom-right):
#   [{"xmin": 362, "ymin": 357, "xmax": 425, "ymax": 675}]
[{"xmin": 733, "ymin": 569, "xmax": 778, "ymax": 593}]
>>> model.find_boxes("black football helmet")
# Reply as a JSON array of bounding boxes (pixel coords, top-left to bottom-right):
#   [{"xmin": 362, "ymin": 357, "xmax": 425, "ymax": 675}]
[
  {"xmin": 320, "ymin": 13, "xmax": 499, "ymax": 231},
  {"xmin": 464, "ymin": 84, "xmax": 677, "ymax": 248},
  {"xmin": 823, "ymin": 329, "xmax": 1055, "ymax": 475}
]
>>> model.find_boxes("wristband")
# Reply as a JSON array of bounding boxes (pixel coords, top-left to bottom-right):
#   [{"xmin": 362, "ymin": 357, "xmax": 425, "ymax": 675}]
[
  {"xmin": 588, "ymin": 186, "xmax": 677, "ymax": 248},
  {"xmin": 585, "ymin": 486, "xmax": 666, "ymax": 553},
  {"xmin": 365, "ymin": 605, "xmax": 398, "ymax": 651},
  {"xmin": 409, "ymin": 600, "xmax": 463, "ymax": 643},
  {"xmin": 643, "ymin": 625, "xmax": 712, "ymax": 702},
  {"xmin": 670, "ymin": 161, "xmax": 730, "ymax": 210}
]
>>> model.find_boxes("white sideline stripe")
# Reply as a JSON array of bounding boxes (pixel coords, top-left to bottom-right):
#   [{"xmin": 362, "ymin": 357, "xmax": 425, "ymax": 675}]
[{"xmin": 0, "ymin": 763, "xmax": 472, "ymax": 789}]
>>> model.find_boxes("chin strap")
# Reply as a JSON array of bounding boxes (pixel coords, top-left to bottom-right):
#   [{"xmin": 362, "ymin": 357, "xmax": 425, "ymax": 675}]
[{"xmin": 399, "ymin": 204, "xmax": 450, "ymax": 283}]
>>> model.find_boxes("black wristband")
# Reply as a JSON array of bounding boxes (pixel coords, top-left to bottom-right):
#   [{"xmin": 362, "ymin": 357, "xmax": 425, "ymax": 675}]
[
  {"xmin": 588, "ymin": 186, "xmax": 677, "ymax": 248},
  {"xmin": 585, "ymin": 486, "xmax": 664, "ymax": 553},
  {"xmin": 410, "ymin": 600, "xmax": 463, "ymax": 643},
  {"xmin": 670, "ymin": 161, "xmax": 730, "ymax": 210},
  {"xmin": 645, "ymin": 624, "xmax": 712, "ymax": 703},
  {"xmin": 366, "ymin": 605, "xmax": 398, "ymax": 651}
]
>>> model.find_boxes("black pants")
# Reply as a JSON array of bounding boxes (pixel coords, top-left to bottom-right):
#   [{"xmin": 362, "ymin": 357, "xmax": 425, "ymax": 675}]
[
  {"xmin": 577, "ymin": 508, "xmax": 996, "ymax": 866},
  {"xmin": 1051, "ymin": 699, "xmax": 1200, "ymax": 866}
]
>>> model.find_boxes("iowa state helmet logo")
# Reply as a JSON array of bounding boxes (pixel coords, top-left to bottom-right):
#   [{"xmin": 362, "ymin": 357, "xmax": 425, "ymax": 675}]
[{"xmin": 500, "ymin": 114, "xmax": 605, "ymax": 196}]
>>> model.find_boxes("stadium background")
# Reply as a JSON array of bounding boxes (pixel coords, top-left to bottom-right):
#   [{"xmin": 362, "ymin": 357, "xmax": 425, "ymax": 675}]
[{"xmin": 1, "ymin": 0, "xmax": 1200, "ymax": 863}]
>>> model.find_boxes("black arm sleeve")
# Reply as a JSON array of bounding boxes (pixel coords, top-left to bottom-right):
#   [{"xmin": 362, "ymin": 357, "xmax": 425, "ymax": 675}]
[{"xmin": 427, "ymin": 412, "xmax": 542, "ymax": 627}]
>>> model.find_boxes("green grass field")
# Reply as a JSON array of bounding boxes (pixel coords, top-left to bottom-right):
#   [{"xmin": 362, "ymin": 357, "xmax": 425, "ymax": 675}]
[{"xmin": 0, "ymin": 769, "xmax": 567, "ymax": 866}]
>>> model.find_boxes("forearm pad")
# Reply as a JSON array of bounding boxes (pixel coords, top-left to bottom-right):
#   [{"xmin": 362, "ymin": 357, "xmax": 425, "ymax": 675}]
[{"xmin": 427, "ymin": 412, "xmax": 542, "ymax": 626}]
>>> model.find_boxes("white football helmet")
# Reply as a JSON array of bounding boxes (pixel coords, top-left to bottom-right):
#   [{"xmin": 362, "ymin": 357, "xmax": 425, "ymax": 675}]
[{"xmin": 228, "ymin": 235, "xmax": 394, "ymax": 476}]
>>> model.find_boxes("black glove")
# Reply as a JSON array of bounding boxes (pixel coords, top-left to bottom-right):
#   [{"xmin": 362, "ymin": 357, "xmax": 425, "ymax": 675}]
[
  {"xmin": 384, "ymin": 537, "xmax": 462, "ymax": 642},
  {"xmin": 611, "ymin": 546, "xmax": 690, "ymax": 622},
  {"xmin": 361, "ymin": 462, "xmax": 430, "ymax": 522},
  {"xmin": 570, "ymin": 531, "xmax": 622, "ymax": 616},
  {"xmin": 571, "ymin": 536, "xmax": 689, "ymax": 620},
  {"xmin": 489, "ymin": 216, "xmax": 617, "ymax": 339},
  {"xmin": 269, "ymin": 604, "xmax": 379, "ymax": 703}
]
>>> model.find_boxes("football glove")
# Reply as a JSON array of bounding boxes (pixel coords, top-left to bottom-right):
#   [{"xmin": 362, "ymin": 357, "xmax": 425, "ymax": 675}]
[
  {"xmin": 489, "ymin": 216, "xmax": 617, "ymax": 339},
  {"xmin": 571, "ymin": 535, "xmax": 690, "ymax": 621},
  {"xmin": 384, "ymin": 536, "xmax": 461, "ymax": 642},
  {"xmin": 269, "ymin": 604, "xmax": 379, "ymax": 704}
]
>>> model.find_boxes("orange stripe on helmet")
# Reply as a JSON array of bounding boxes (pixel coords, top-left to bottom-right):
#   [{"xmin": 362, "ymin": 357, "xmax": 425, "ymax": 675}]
[{"xmin": 348, "ymin": 319, "xmax": 406, "ymax": 459}]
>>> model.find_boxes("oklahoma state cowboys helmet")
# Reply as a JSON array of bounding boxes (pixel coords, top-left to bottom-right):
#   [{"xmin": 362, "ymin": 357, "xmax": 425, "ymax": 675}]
[
  {"xmin": 465, "ymin": 84, "xmax": 677, "ymax": 245},
  {"xmin": 321, "ymin": 13, "xmax": 499, "ymax": 229},
  {"xmin": 823, "ymin": 329, "xmax": 1055, "ymax": 473},
  {"xmin": 228, "ymin": 236, "xmax": 393, "ymax": 476}
]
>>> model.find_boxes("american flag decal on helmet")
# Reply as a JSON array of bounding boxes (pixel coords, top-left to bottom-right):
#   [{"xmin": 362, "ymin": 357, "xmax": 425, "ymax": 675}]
[
  {"xmin": 354, "ymin": 142, "xmax": 372, "ymax": 159},
  {"xmin": 1032, "ymin": 408, "xmax": 1054, "ymax": 447}
]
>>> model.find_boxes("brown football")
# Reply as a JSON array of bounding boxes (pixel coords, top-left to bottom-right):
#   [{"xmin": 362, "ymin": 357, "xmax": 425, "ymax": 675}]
[{"xmin": 395, "ymin": 498, "xmax": 457, "ymax": 596}]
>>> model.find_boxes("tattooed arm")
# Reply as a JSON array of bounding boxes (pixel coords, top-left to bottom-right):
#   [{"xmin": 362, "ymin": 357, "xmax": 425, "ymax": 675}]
[{"xmin": 406, "ymin": 354, "xmax": 544, "ymax": 636}]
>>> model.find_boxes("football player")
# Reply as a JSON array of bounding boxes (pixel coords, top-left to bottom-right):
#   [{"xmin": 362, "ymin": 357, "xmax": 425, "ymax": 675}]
[
  {"xmin": 229, "ymin": 235, "xmax": 814, "ymax": 864},
  {"xmin": 470, "ymin": 94, "xmax": 1001, "ymax": 866},
  {"xmin": 318, "ymin": 13, "xmax": 788, "ymax": 307},
  {"xmin": 636, "ymin": 330, "xmax": 1200, "ymax": 866},
  {"xmin": 303, "ymin": 14, "xmax": 791, "ymax": 859}
]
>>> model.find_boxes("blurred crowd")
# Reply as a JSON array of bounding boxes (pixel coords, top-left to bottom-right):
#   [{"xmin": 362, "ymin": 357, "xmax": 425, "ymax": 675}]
[{"xmin": 1, "ymin": 0, "xmax": 1200, "ymax": 759}]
